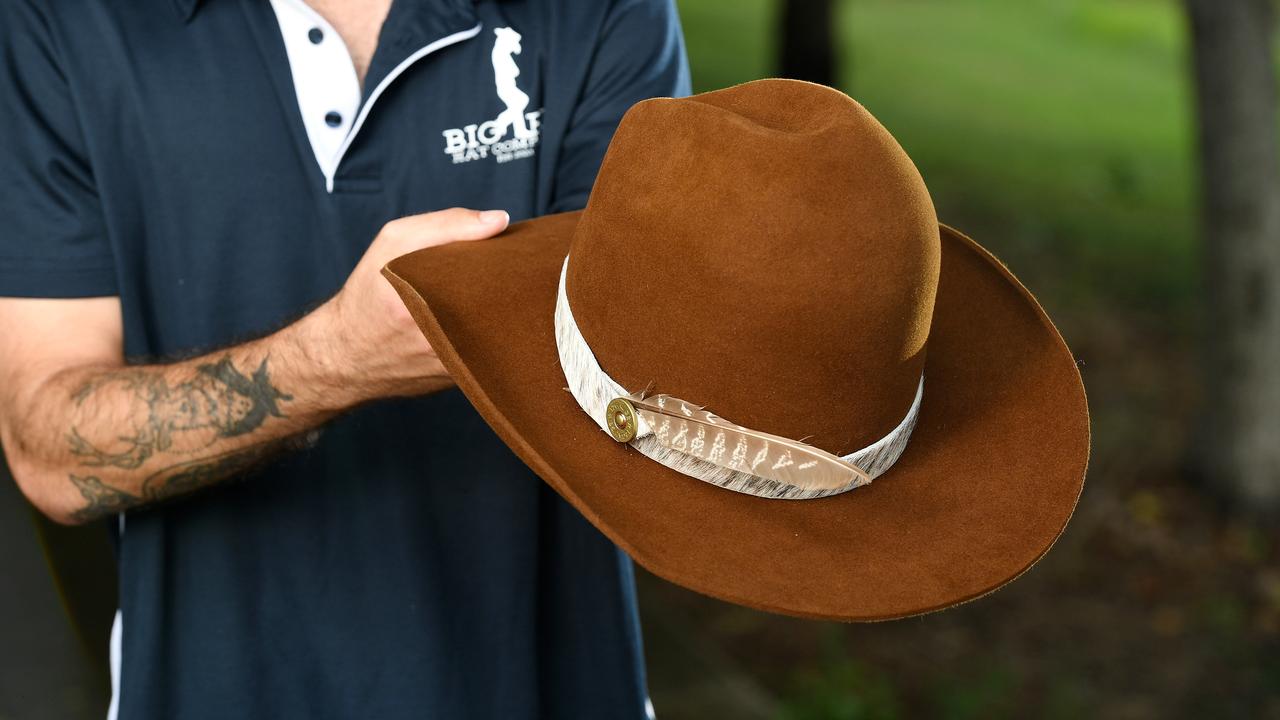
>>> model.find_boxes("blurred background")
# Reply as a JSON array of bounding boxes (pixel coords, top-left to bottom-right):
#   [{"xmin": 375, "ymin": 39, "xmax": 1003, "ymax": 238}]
[{"xmin": 3, "ymin": 0, "xmax": 1279, "ymax": 718}]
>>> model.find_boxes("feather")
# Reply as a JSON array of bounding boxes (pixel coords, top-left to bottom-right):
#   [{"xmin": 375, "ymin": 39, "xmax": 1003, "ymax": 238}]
[{"xmin": 624, "ymin": 393, "xmax": 869, "ymax": 492}]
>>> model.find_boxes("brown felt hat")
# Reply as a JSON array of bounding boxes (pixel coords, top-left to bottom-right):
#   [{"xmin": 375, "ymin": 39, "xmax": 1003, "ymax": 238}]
[{"xmin": 383, "ymin": 79, "xmax": 1089, "ymax": 621}]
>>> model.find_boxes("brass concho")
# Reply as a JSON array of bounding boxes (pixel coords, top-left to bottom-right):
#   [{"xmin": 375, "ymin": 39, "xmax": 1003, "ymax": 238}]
[{"xmin": 606, "ymin": 397, "xmax": 639, "ymax": 442}]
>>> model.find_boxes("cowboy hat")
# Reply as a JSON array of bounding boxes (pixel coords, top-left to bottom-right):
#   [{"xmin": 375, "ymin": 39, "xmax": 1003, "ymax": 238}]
[{"xmin": 382, "ymin": 79, "xmax": 1089, "ymax": 621}]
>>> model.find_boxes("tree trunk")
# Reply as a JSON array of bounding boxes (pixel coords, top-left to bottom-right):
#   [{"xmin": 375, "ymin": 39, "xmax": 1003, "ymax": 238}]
[
  {"xmin": 1187, "ymin": 0, "xmax": 1280, "ymax": 510},
  {"xmin": 778, "ymin": 0, "xmax": 837, "ymax": 87}
]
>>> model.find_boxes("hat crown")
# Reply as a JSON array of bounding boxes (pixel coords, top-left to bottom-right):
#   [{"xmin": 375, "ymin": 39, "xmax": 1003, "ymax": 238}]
[{"xmin": 566, "ymin": 79, "xmax": 940, "ymax": 453}]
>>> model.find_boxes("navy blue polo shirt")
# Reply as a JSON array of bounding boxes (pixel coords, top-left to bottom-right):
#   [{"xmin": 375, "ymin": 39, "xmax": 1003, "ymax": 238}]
[{"xmin": 0, "ymin": 0, "xmax": 689, "ymax": 717}]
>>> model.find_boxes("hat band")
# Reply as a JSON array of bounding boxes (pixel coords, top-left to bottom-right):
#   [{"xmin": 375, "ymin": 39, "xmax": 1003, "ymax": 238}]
[{"xmin": 554, "ymin": 256, "xmax": 923, "ymax": 500}]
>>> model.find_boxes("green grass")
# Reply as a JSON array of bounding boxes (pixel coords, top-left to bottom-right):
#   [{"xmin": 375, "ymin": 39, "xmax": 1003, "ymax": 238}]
[{"xmin": 676, "ymin": 0, "xmax": 1202, "ymax": 316}]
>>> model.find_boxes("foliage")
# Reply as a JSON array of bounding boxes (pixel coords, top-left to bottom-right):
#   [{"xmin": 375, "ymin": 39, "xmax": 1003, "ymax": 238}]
[
  {"xmin": 677, "ymin": 0, "xmax": 1200, "ymax": 320},
  {"xmin": 776, "ymin": 629, "xmax": 902, "ymax": 720}
]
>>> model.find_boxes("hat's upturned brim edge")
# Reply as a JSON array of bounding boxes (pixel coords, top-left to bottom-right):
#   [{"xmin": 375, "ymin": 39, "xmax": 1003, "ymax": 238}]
[{"xmin": 383, "ymin": 210, "xmax": 1089, "ymax": 622}]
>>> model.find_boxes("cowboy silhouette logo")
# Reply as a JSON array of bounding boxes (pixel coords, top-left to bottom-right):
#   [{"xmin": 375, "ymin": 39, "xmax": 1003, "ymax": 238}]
[{"xmin": 441, "ymin": 27, "xmax": 542, "ymax": 165}]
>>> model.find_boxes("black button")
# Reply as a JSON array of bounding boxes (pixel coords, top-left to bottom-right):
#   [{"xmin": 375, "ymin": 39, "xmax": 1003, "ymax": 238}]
[
  {"xmin": 308, "ymin": 27, "xmax": 324, "ymax": 44},
  {"xmin": 324, "ymin": 111, "xmax": 342, "ymax": 127}
]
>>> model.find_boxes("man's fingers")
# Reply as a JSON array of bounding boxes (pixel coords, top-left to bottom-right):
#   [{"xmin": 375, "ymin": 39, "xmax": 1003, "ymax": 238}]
[{"xmin": 387, "ymin": 208, "xmax": 509, "ymax": 250}]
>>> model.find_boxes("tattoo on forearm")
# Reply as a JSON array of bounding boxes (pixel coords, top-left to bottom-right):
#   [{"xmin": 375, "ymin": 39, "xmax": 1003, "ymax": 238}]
[
  {"xmin": 69, "ymin": 475, "xmax": 141, "ymax": 523},
  {"xmin": 64, "ymin": 355, "xmax": 294, "ymax": 519},
  {"xmin": 140, "ymin": 441, "xmax": 281, "ymax": 502},
  {"xmin": 67, "ymin": 440, "xmax": 284, "ymax": 521},
  {"xmin": 68, "ymin": 355, "xmax": 291, "ymax": 469}
]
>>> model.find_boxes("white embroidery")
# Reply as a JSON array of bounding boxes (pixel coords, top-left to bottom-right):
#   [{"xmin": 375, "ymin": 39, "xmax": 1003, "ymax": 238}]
[
  {"xmin": 689, "ymin": 426, "xmax": 706, "ymax": 457},
  {"xmin": 751, "ymin": 445, "xmax": 770, "ymax": 472},
  {"xmin": 492, "ymin": 28, "xmax": 536, "ymax": 140},
  {"xmin": 671, "ymin": 424, "xmax": 689, "ymax": 451},
  {"xmin": 772, "ymin": 449, "xmax": 795, "ymax": 470},
  {"xmin": 441, "ymin": 27, "xmax": 543, "ymax": 165},
  {"xmin": 729, "ymin": 436, "xmax": 749, "ymax": 471},
  {"xmin": 707, "ymin": 432, "xmax": 727, "ymax": 464}
]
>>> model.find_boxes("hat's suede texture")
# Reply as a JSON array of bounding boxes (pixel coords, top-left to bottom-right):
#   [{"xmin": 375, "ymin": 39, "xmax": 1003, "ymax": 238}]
[
  {"xmin": 382, "ymin": 80, "xmax": 1089, "ymax": 621},
  {"xmin": 567, "ymin": 83, "xmax": 938, "ymax": 452}
]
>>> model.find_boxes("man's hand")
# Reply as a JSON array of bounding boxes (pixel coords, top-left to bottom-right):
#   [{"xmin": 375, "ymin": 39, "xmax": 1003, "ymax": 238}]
[{"xmin": 306, "ymin": 207, "xmax": 510, "ymax": 403}]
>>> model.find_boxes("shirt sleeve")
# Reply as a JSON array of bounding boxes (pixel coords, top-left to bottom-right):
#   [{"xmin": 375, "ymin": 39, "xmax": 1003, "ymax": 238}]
[
  {"xmin": 548, "ymin": 0, "xmax": 692, "ymax": 214},
  {"xmin": 0, "ymin": 2, "xmax": 117, "ymax": 298}
]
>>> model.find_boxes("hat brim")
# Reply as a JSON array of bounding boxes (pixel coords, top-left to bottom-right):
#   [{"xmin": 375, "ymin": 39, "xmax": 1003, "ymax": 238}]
[{"xmin": 383, "ymin": 211, "xmax": 1089, "ymax": 621}]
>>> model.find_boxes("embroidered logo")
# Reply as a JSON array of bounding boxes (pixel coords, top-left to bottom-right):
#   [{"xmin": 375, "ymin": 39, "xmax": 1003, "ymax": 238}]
[{"xmin": 441, "ymin": 27, "xmax": 542, "ymax": 165}]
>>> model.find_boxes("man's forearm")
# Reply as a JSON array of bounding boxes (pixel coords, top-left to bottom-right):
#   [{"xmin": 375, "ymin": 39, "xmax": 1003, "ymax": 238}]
[
  {"xmin": 8, "ymin": 304, "xmax": 360, "ymax": 524},
  {"xmin": 2, "ymin": 209, "xmax": 500, "ymax": 524}
]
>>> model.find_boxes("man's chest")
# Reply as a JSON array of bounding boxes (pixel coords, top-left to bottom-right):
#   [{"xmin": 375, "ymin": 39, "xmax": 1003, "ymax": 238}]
[
  {"xmin": 76, "ymin": 0, "xmax": 553, "ymax": 209},
  {"xmin": 61, "ymin": 0, "xmax": 570, "ymax": 353}
]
